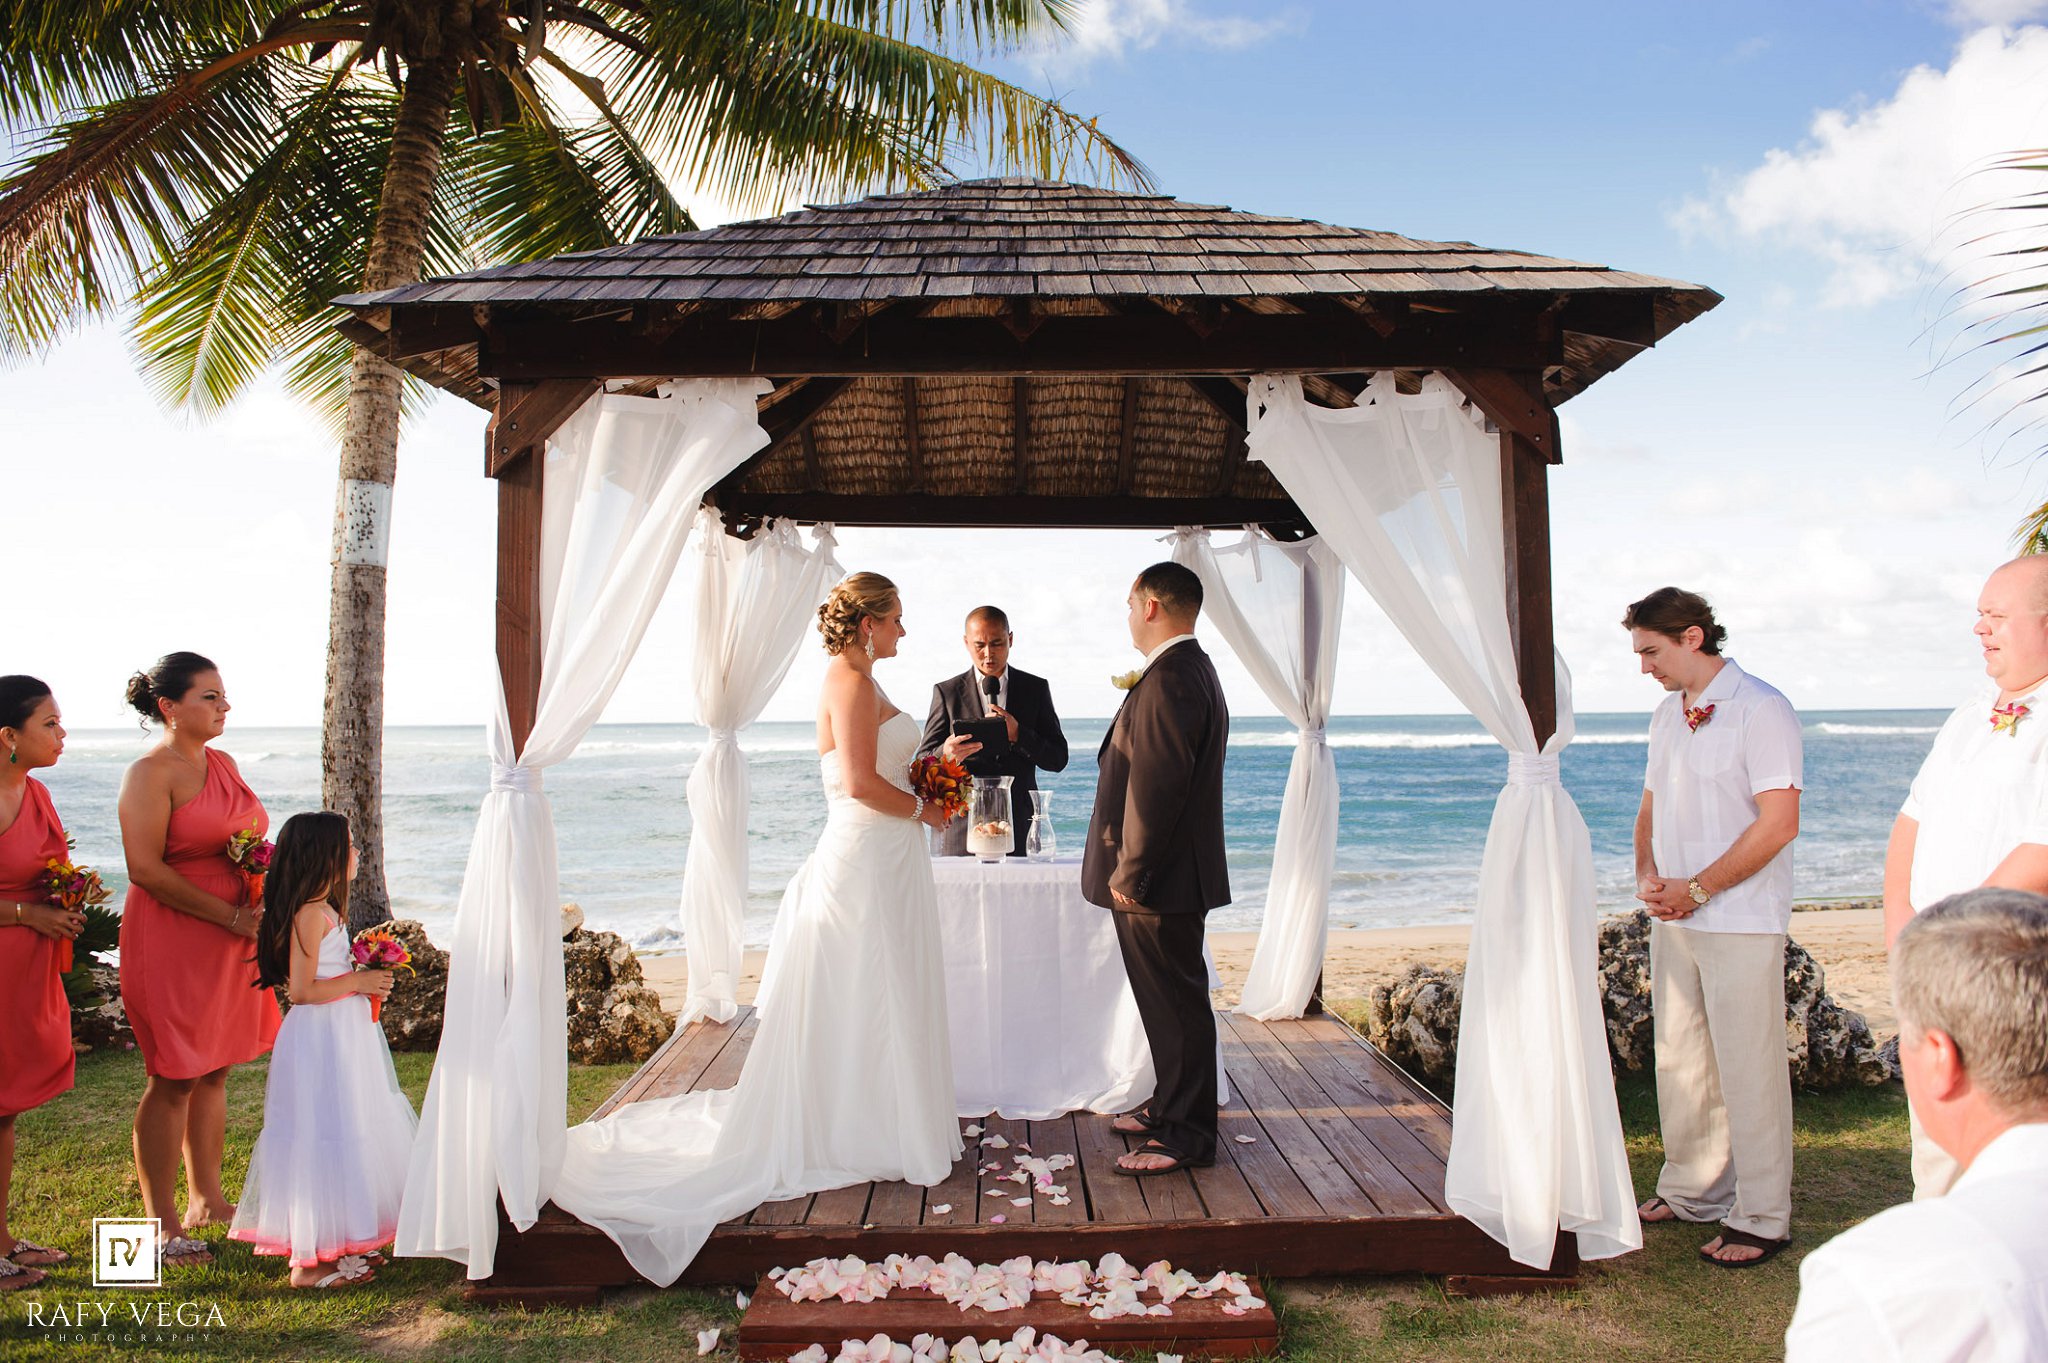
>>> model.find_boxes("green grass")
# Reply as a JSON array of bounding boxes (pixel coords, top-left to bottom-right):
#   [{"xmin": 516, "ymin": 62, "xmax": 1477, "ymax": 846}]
[{"xmin": 0, "ymin": 1049, "xmax": 1909, "ymax": 1362}]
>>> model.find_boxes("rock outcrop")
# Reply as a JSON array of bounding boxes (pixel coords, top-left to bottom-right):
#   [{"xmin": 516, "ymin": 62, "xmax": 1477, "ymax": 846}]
[
  {"xmin": 562, "ymin": 926, "xmax": 675, "ymax": 1065},
  {"xmin": 1360, "ymin": 909, "xmax": 1899, "ymax": 1095},
  {"xmin": 376, "ymin": 919, "xmax": 452, "ymax": 1053}
]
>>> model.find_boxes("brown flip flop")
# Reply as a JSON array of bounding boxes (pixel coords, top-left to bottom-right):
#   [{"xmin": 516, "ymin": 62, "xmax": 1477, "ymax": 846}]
[{"xmin": 1700, "ymin": 1226, "xmax": 1791, "ymax": 1268}]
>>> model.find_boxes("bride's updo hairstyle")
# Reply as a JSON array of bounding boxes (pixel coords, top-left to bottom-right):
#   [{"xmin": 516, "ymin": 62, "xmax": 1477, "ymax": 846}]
[{"xmin": 817, "ymin": 573, "xmax": 899, "ymax": 656}]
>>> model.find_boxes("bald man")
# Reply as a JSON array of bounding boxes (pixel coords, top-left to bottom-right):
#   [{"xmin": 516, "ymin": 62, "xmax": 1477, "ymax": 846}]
[{"xmin": 1884, "ymin": 555, "xmax": 2048, "ymax": 1196}]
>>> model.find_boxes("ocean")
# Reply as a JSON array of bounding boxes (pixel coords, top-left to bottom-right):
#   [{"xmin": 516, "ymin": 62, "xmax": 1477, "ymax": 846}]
[{"xmin": 36, "ymin": 710, "xmax": 1942, "ymax": 954}]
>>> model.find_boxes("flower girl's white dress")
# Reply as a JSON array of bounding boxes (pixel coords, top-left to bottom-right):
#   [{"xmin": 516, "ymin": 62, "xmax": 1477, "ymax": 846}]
[
  {"xmin": 552, "ymin": 711, "xmax": 960, "ymax": 1285},
  {"xmin": 229, "ymin": 913, "xmax": 419, "ymax": 1265}
]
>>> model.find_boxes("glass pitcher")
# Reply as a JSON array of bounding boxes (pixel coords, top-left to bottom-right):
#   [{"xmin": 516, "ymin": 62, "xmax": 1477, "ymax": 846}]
[
  {"xmin": 1024, "ymin": 789, "xmax": 1056, "ymax": 862},
  {"xmin": 966, "ymin": 775, "xmax": 1015, "ymax": 862}
]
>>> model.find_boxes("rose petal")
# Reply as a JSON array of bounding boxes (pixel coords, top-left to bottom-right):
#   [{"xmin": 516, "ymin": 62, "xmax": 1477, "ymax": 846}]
[
  {"xmin": 1232, "ymin": 1134, "xmax": 1256, "ymax": 1144},
  {"xmin": 989, "ymin": 1214, "xmax": 1006, "ymax": 1224},
  {"xmin": 965, "ymin": 1124, "xmax": 985, "ymax": 1136},
  {"xmin": 698, "ymin": 1329, "xmax": 723, "ymax": 1355},
  {"xmin": 1010, "ymin": 1197, "xmax": 1031, "ymax": 1207},
  {"xmin": 736, "ymin": 1291, "xmax": 751, "ymax": 1310},
  {"xmin": 930, "ymin": 1203, "xmax": 953, "ymax": 1214}
]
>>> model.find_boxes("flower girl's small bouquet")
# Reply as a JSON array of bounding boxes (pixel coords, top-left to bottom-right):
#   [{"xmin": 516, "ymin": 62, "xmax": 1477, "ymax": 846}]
[
  {"xmin": 908, "ymin": 754, "xmax": 973, "ymax": 822},
  {"xmin": 225, "ymin": 824, "xmax": 274, "ymax": 907},
  {"xmin": 44, "ymin": 851, "xmax": 112, "ymax": 973},
  {"xmin": 350, "ymin": 927, "xmax": 414, "ymax": 1023}
]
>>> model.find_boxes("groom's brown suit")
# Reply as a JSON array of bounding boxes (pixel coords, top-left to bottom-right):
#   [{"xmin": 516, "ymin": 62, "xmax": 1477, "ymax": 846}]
[{"xmin": 1081, "ymin": 638, "xmax": 1230, "ymax": 1162}]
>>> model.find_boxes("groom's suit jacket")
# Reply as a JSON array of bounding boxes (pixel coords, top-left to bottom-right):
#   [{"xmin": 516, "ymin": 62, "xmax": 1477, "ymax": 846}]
[
  {"xmin": 916, "ymin": 666, "xmax": 1070, "ymax": 856},
  {"xmin": 1081, "ymin": 640, "xmax": 1231, "ymax": 914}
]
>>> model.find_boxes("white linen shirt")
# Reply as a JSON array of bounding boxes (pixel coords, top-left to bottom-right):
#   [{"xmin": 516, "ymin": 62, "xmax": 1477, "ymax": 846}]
[
  {"xmin": 1784, "ymin": 1122, "xmax": 2048, "ymax": 1363},
  {"xmin": 1138, "ymin": 633, "xmax": 1197, "ymax": 675},
  {"xmin": 1901, "ymin": 682, "xmax": 2048, "ymax": 910},
  {"xmin": 1644, "ymin": 659, "xmax": 1804, "ymax": 934}
]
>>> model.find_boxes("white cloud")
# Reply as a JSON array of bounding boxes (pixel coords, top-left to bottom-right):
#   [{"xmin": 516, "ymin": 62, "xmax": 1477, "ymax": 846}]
[
  {"xmin": 1945, "ymin": 0, "xmax": 2048, "ymax": 25},
  {"xmin": 1051, "ymin": 0, "xmax": 1301, "ymax": 63},
  {"xmin": 1677, "ymin": 25, "xmax": 2048, "ymax": 306}
]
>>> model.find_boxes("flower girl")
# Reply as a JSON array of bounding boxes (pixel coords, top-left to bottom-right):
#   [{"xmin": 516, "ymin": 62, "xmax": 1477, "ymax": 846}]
[{"xmin": 228, "ymin": 813, "xmax": 416, "ymax": 1289}]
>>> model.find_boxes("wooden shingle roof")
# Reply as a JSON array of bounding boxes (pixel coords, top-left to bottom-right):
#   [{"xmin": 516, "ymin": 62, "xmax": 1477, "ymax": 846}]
[{"xmin": 349, "ymin": 177, "xmax": 1708, "ymax": 311}]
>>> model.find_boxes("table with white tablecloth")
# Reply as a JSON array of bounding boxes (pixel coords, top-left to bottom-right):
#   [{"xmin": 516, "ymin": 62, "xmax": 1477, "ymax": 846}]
[{"xmin": 931, "ymin": 857, "xmax": 1225, "ymax": 1121}]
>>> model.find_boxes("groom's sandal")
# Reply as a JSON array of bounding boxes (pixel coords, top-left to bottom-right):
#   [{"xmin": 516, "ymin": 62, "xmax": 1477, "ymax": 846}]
[
  {"xmin": 1110, "ymin": 1108, "xmax": 1161, "ymax": 1136},
  {"xmin": 1699, "ymin": 1226, "xmax": 1791, "ymax": 1268},
  {"xmin": 1114, "ymin": 1140, "xmax": 1214, "ymax": 1177}
]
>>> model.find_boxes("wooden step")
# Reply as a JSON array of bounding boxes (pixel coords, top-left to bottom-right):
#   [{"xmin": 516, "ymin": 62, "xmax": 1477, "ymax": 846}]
[{"xmin": 737, "ymin": 1277, "xmax": 1278, "ymax": 1362}]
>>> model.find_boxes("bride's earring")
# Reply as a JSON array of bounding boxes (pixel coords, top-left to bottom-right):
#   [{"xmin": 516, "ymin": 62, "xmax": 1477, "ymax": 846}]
[{"xmin": 863, "ymin": 630, "xmax": 876, "ymax": 661}]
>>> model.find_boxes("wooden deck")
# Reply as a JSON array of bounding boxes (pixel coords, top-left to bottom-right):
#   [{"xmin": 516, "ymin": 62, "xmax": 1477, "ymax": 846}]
[{"xmin": 473, "ymin": 1008, "xmax": 1575, "ymax": 1304}]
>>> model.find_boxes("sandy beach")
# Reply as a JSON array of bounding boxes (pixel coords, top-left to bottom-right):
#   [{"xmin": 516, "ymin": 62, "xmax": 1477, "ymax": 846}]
[{"xmin": 639, "ymin": 903, "xmax": 1894, "ymax": 1038}]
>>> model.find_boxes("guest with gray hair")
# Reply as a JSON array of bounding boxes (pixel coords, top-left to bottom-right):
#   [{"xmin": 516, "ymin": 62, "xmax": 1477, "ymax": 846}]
[{"xmin": 1784, "ymin": 888, "xmax": 2048, "ymax": 1361}]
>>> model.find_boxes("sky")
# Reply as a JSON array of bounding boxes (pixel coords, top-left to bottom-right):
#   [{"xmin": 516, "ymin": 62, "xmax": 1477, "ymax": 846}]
[{"xmin": 9, "ymin": 1, "xmax": 2048, "ymax": 729}]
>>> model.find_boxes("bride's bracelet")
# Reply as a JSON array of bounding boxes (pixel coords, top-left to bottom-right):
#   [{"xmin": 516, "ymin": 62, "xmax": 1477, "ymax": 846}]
[{"xmin": 910, "ymin": 793, "xmax": 926, "ymax": 823}]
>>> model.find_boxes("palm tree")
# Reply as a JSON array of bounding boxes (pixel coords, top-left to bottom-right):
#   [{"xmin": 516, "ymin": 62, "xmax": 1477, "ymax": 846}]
[{"xmin": 0, "ymin": 0, "xmax": 1145, "ymax": 928}]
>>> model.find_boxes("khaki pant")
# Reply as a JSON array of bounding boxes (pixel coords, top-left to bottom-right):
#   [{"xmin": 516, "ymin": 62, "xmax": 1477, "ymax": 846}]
[
  {"xmin": 1650, "ymin": 922, "xmax": 1795, "ymax": 1240},
  {"xmin": 1907, "ymin": 1102, "xmax": 1961, "ymax": 1199}
]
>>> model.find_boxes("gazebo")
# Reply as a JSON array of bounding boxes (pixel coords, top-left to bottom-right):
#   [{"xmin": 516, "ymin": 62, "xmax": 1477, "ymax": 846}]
[{"xmin": 338, "ymin": 179, "xmax": 1718, "ymax": 1305}]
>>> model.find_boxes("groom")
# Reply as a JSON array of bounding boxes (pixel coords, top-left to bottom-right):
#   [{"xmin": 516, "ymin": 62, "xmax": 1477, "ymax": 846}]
[{"xmin": 1082, "ymin": 561, "xmax": 1230, "ymax": 1175}]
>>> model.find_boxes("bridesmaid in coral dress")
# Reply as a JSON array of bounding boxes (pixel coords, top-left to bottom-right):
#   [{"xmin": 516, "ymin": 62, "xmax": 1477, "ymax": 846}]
[
  {"xmin": 117, "ymin": 652, "xmax": 280, "ymax": 1268},
  {"xmin": 0, "ymin": 676, "xmax": 83, "ymax": 1293}
]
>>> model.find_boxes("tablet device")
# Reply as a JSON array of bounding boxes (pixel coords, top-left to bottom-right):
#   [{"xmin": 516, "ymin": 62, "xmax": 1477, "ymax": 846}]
[{"xmin": 951, "ymin": 716, "xmax": 1009, "ymax": 757}]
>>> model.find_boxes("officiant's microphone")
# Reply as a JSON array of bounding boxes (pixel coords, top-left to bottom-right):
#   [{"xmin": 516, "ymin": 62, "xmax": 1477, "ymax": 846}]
[{"xmin": 982, "ymin": 674, "xmax": 1001, "ymax": 709}]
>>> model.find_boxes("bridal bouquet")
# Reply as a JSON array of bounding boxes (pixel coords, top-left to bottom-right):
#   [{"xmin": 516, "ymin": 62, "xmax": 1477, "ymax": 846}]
[
  {"xmin": 351, "ymin": 927, "xmax": 414, "ymax": 1023},
  {"xmin": 44, "ymin": 849, "xmax": 112, "ymax": 974},
  {"xmin": 909, "ymin": 754, "xmax": 973, "ymax": 822},
  {"xmin": 225, "ymin": 824, "xmax": 274, "ymax": 907}
]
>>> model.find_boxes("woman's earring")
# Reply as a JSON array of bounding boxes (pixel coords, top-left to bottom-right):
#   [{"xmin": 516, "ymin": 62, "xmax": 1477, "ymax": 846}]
[
  {"xmin": 864, "ymin": 635, "xmax": 876, "ymax": 661},
  {"xmin": 6, "ymin": 749, "xmax": 15, "ymax": 765}
]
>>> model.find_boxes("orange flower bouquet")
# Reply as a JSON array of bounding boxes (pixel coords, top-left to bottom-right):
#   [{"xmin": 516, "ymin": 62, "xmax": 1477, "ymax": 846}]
[
  {"xmin": 350, "ymin": 927, "xmax": 414, "ymax": 1023},
  {"xmin": 909, "ymin": 754, "xmax": 973, "ymax": 822},
  {"xmin": 44, "ymin": 854, "xmax": 112, "ymax": 974},
  {"xmin": 225, "ymin": 824, "xmax": 273, "ymax": 907}
]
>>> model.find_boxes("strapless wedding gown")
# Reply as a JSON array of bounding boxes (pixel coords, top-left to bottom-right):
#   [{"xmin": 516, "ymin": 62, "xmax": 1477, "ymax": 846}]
[{"xmin": 551, "ymin": 712, "xmax": 960, "ymax": 1285}]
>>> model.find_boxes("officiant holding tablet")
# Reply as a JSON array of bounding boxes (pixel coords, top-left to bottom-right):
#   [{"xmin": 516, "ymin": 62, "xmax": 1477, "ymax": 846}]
[{"xmin": 917, "ymin": 606, "xmax": 1070, "ymax": 856}]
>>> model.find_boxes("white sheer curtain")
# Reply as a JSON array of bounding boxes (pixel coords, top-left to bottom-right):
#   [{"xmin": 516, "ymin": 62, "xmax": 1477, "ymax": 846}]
[
  {"xmin": 1171, "ymin": 526, "xmax": 1345, "ymax": 1020},
  {"xmin": 397, "ymin": 379, "xmax": 771, "ymax": 1280},
  {"xmin": 1244, "ymin": 372, "xmax": 1636, "ymax": 1270},
  {"xmin": 678, "ymin": 512, "xmax": 844, "ymax": 1026}
]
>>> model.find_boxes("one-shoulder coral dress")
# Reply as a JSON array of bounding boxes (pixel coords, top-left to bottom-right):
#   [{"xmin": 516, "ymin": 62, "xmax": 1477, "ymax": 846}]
[
  {"xmin": 119, "ymin": 750, "xmax": 281, "ymax": 1079},
  {"xmin": 0, "ymin": 777, "xmax": 76, "ymax": 1116}
]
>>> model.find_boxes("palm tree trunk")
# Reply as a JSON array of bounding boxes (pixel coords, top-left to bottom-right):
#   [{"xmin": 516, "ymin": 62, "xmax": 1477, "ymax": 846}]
[{"xmin": 323, "ymin": 53, "xmax": 459, "ymax": 932}]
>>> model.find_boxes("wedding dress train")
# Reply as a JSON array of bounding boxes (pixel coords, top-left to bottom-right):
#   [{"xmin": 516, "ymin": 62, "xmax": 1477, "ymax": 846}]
[{"xmin": 551, "ymin": 711, "xmax": 960, "ymax": 1285}]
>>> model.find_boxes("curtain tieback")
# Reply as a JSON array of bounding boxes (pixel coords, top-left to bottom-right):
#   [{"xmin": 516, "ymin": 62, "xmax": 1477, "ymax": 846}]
[
  {"xmin": 491, "ymin": 765, "xmax": 542, "ymax": 795},
  {"xmin": 1506, "ymin": 752, "xmax": 1560, "ymax": 787},
  {"xmin": 1296, "ymin": 726, "xmax": 1328, "ymax": 745},
  {"xmin": 706, "ymin": 727, "xmax": 741, "ymax": 747}
]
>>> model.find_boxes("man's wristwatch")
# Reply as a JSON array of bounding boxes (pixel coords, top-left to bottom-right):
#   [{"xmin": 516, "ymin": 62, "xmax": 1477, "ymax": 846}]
[{"xmin": 1685, "ymin": 877, "xmax": 1711, "ymax": 907}]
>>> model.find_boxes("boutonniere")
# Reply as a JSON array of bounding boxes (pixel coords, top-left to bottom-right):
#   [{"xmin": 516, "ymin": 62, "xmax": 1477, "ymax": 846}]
[
  {"xmin": 1992, "ymin": 701, "xmax": 2031, "ymax": 736},
  {"xmin": 1111, "ymin": 670, "xmax": 1142, "ymax": 691},
  {"xmin": 1684, "ymin": 703, "xmax": 1715, "ymax": 733}
]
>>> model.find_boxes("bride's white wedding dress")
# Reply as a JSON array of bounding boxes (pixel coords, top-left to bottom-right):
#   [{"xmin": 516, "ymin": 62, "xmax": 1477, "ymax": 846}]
[{"xmin": 551, "ymin": 711, "xmax": 960, "ymax": 1285}]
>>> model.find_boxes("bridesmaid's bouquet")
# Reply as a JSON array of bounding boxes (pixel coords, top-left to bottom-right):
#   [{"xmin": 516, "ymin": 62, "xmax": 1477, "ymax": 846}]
[
  {"xmin": 225, "ymin": 824, "xmax": 274, "ymax": 906},
  {"xmin": 909, "ymin": 754, "xmax": 973, "ymax": 822},
  {"xmin": 350, "ymin": 927, "xmax": 414, "ymax": 1023},
  {"xmin": 43, "ymin": 852, "xmax": 112, "ymax": 974}
]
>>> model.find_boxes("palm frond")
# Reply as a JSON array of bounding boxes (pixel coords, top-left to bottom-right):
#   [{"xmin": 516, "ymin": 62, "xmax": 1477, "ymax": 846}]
[
  {"xmin": 599, "ymin": 0, "xmax": 1149, "ymax": 215},
  {"xmin": 0, "ymin": 52, "xmax": 288, "ymax": 355},
  {"xmin": 129, "ymin": 64, "xmax": 370, "ymax": 417},
  {"xmin": 0, "ymin": 0, "xmax": 261, "ymax": 122}
]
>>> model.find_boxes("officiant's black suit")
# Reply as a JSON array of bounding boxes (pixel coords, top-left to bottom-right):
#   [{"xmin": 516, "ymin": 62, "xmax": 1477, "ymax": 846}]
[
  {"xmin": 1081, "ymin": 639, "xmax": 1230, "ymax": 1163},
  {"xmin": 916, "ymin": 667, "xmax": 1070, "ymax": 856}
]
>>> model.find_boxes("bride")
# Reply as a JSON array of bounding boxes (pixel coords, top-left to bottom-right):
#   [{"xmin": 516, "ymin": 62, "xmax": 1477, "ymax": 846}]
[{"xmin": 551, "ymin": 572, "xmax": 974, "ymax": 1286}]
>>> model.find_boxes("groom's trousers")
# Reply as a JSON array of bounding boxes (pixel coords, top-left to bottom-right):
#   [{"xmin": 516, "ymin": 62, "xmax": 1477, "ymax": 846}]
[{"xmin": 1112, "ymin": 908, "xmax": 1217, "ymax": 1162}]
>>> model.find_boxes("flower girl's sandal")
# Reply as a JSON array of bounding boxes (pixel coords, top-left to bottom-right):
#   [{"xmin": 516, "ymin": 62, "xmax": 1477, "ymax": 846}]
[
  {"xmin": 301, "ymin": 1254, "xmax": 376, "ymax": 1290},
  {"xmin": 0, "ymin": 1256, "xmax": 49, "ymax": 1292},
  {"xmin": 3, "ymin": 1237, "xmax": 68, "ymax": 1267}
]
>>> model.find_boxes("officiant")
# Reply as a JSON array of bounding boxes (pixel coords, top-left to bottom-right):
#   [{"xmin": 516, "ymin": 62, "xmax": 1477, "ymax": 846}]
[{"xmin": 917, "ymin": 606, "xmax": 1070, "ymax": 856}]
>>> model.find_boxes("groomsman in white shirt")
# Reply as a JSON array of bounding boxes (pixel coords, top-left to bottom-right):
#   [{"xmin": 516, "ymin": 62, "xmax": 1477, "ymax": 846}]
[
  {"xmin": 1884, "ymin": 555, "xmax": 2048, "ymax": 1197},
  {"xmin": 1785, "ymin": 888, "xmax": 2048, "ymax": 1362},
  {"xmin": 1625, "ymin": 587, "xmax": 1803, "ymax": 1267}
]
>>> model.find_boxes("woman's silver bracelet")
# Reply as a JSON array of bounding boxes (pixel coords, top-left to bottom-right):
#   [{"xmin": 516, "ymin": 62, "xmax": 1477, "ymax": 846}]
[{"xmin": 910, "ymin": 793, "xmax": 926, "ymax": 823}]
